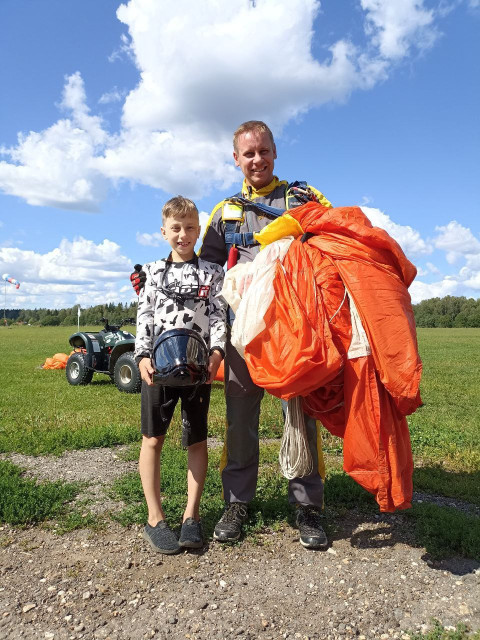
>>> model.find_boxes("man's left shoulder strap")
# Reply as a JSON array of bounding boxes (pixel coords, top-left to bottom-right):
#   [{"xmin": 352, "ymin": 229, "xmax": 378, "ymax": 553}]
[{"xmin": 286, "ymin": 181, "xmax": 332, "ymax": 209}]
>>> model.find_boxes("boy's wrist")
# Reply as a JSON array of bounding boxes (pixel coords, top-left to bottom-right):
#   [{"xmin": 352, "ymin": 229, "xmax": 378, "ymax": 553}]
[{"xmin": 209, "ymin": 347, "xmax": 225, "ymax": 360}]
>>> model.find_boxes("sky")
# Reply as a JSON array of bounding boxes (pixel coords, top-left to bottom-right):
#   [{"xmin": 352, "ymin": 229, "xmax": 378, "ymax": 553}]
[{"xmin": 0, "ymin": 0, "xmax": 479, "ymax": 311}]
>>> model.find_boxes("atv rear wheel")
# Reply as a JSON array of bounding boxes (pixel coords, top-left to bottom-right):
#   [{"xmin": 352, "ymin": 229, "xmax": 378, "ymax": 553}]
[
  {"xmin": 66, "ymin": 353, "xmax": 94, "ymax": 386},
  {"xmin": 114, "ymin": 352, "xmax": 142, "ymax": 393}
]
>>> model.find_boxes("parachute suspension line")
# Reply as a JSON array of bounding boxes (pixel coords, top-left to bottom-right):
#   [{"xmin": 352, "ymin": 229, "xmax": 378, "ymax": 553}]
[
  {"xmin": 329, "ymin": 286, "xmax": 347, "ymax": 324},
  {"xmin": 278, "ymin": 397, "xmax": 313, "ymax": 479}
]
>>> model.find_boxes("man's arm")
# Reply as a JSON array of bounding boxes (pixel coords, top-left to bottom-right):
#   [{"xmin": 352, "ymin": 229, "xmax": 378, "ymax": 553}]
[
  {"xmin": 198, "ymin": 203, "xmax": 228, "ymax": 267},
  {"xmin": 206, "ymin": 264, "xmax": 227, "ymax": 383}
]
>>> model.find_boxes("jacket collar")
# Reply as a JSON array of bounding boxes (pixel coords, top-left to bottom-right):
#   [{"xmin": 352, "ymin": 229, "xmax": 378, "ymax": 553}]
[{"xmin": 241, "ymin": 176, "xmax": 280, "ymax": 199}]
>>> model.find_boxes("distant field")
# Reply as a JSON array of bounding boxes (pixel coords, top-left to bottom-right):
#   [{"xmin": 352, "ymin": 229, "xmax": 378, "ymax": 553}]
[
  {"xmin": 0, "ymin": 325, "xmax": 478, "ymax": 468},
  {"xmin": 0, "ymin": 324, "xmax": 284, "ymax": 456}
]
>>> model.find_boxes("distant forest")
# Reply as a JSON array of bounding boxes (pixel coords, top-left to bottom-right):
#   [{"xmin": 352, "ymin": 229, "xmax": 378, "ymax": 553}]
[
  {"xmin": 2, "ymin": 296, "xmax": 480, "ymax": 328},
  {"xmin": 2, "ymin": 302, "xmax": 138, "ymax": 327}
]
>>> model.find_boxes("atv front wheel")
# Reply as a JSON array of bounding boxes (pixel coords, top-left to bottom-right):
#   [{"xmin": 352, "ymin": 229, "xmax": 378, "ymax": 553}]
[
  {"xmin": 66, "ymin": 353, "xmax": 94, "ymax": 386},
  {"xmin": 114, "ymin": 352, "xmax": 142, "ymax": 393}
]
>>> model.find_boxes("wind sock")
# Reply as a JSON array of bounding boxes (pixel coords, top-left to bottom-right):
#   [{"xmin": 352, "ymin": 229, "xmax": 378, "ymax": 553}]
[{"xmin": 2, "ymin": 274, "xmax": 20, "ymax": 289}]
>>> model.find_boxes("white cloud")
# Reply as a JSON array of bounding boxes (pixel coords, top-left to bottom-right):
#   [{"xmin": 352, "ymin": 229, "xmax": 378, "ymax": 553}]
[
  {"xmin": 410, "ymin": 221, "xmax": 480, "ymax": 301},
  {"xmin": 433, "ymin": 221, "xmax": 480, "ymax": 264},
  {"xmin": 0, "ymin": 238, "xmax": 136, "ymax": 308},
  {"xmin": 0, "ymin": 73, "xmax": 108, "ymax": 211},
  {"xmin": 409, "ymin": 277, "xmax": 459, "ymax": 304},
  {"xmin": 360, "ymin": 206, "xmax": 431, "ymax": 256},
  {"xmin": 426, "ymin": 261, "xmax": 441, "ymax": 275},
  {"xmin": 98, "ymin": 87, "xmax": 125, "ymax": 104},
  {"xmin": 360, "ymin": 0, "xmax": 439, "ymax": 59},
  {"xmin": 136, "ymin": 231, "xmax": 164, "ymax": 247},
  {"xmin": 0, "ymin": 0, "xmax": 453, "ymax": 211}
]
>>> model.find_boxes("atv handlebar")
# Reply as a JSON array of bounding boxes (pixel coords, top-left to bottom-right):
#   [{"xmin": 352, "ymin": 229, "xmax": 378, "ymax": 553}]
[{"xmin": 101, "ymin": 317, "xmax": 136, "ymax": 331}]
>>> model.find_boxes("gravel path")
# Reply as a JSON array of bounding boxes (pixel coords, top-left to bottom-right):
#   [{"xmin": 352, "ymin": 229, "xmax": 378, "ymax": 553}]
[{"xmin": 1, "ymin": 446, "xmax": 479, "ymax": 640}]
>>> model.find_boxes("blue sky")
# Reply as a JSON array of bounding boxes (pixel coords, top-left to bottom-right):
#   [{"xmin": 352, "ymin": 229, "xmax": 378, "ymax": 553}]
[{"xmin": 0, "ymin": 0, "xmax": 479, "ymax": 310}]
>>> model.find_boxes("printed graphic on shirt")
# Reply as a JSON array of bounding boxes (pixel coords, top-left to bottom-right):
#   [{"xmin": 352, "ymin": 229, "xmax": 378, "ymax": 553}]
[{"xmin": 135, "ymin": 258, "xmax": 226, "ymax": 360}]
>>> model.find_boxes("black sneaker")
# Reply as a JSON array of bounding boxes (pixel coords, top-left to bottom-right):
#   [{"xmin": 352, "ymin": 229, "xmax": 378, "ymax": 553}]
[
  {"xmin": 213, "ymin": 502, "xmax": 248, "ymax": 542},
  {"xmin": 179, "ymin": 518, "xmax": 204, "ymax": 549},
  {"xmin": 142, "ymin": 521, "xmax": 180, "ymax": 554},
  {"xmin": 295, "ymin": 505, "xmax": 328, "ymax": 550}
]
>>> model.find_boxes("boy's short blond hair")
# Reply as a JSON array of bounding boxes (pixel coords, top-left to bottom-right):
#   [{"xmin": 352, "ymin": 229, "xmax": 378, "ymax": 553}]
[
  {"xmin": 162, "ymin": 196, "xmax": 199, "ymax": 222},
  {"xmin": 233, "ymin": 121, "xmax": 275, "ymax": 152}
]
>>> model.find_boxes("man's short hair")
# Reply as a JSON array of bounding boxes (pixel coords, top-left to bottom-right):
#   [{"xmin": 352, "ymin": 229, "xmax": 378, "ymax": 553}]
[
  {"xmin": 162, "ymin": 196, "xmax": 199, "ymax": 221},
  {"xmin": 233, "ymin": 121, "xmax": 275, "ymax": 152}
]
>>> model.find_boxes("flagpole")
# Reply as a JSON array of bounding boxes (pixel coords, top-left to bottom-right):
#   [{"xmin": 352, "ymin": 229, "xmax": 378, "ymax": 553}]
[{"xmin": 77, "ymin": 305, "xmax": 81, "ymax": 331}]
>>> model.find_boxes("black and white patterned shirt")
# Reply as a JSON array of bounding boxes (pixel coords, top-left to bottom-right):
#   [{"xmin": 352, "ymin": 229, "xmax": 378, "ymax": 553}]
[{"xmin": 134, "ymin": 255, "xmax": 226, "ymax": 361}]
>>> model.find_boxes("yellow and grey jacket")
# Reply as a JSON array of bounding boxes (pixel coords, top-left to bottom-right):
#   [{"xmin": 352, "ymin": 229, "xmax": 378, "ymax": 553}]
[{"xmin": 199, "ymin": 177, "xmax": 331, "ymax": 267}]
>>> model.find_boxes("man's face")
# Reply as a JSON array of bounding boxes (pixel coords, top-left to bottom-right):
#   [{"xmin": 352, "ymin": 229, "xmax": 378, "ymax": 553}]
[
  {"xmin": 161, "ymin": 214, "xmax": 201, "ymax": 262},
  {"xmin": 233, "ymin": 130, "xmax": 277, "ymax": 190}
]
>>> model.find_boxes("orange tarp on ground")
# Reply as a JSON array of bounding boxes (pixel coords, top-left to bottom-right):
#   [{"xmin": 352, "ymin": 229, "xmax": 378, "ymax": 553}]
[{"xmin": 243, "ymin": 202, "xmax": 421, "ymax": 512}]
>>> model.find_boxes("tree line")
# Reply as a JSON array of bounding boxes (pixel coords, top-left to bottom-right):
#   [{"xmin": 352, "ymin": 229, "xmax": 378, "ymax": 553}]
[
  {"xmin": 2, "ymin": 302, "xmax": 138, "ymax": 327},
  {"xmin": 2, "ymin": 296, "xmax": 480, "ymax": 328},
  {"xmin": 413, "ymin": 296, "xmax": 480, "ymax": 328}
]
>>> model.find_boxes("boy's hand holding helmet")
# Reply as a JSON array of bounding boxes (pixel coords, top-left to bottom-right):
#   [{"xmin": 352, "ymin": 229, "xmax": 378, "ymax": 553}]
[
  {"xmin": 207, "ymin": 349, "xmax": 224, "ymax": 384},
  {"xmin": 138, "ymin": 357, "xmax": 155, "ymax": 386}
]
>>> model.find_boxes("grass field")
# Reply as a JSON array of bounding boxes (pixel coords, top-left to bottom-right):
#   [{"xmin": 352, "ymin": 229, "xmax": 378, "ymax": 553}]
[{"xmin": 0, "ymin": 325, "xmax": 479, "ymax": 559}]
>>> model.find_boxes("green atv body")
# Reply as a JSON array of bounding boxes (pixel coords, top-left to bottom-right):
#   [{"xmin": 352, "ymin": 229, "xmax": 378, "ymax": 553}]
[{"xmin": 66, "ymin": 317, "xmax": 141, "ymax": 393}]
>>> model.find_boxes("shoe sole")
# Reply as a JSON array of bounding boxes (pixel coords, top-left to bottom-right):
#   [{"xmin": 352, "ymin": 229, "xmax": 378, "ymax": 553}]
[
  {"xmin": 213, "ymin": 530, "xmax": 241, "ymax": 542},
  {"xmin": 299, "ymin": 538, "xmax": 328, "ymax": 550},
  {"xmin": 142, "ymin": 529, "xmax": 181, "ymax": 554},
  {"xmin": 179, "ymin": 540, "xmax": 204, "ymax": 549}
]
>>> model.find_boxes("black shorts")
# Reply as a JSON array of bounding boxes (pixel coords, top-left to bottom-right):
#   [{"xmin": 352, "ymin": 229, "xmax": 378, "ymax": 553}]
[{"xmin": 140, "ymin": 381, "xmax": 211, "ymax": 447}]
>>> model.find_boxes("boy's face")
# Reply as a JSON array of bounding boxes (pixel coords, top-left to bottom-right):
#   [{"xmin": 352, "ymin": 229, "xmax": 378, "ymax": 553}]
[
  {"xmin": 233, "ymin": 129, "xmax": 277, "ymax": 190},
  {"xmin": 161, "ymin": 213, "xmax": 201, "ymax": 262}
]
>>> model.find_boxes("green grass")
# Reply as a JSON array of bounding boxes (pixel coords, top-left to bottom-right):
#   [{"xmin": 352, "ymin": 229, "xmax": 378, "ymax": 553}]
[
  {"xmin": 0, "ymin": 459, "xmax": 78, "ymax": 525},
  {"xmin": 409, "ymin": 329, "xmax": 480, "ymax": 471},
  {"xmin": 406, "ymin": 503, "xmax": 480, "ymax": 560},
  {"xmin": 1, "ymin": 325, "xmax": 479, "ymax": 560},
  {"xmin": 409, "ymin": 620, "xmax": 480, "ymax": 640},
  {"xmin": 0, "ymin": 325, "xmax": 283, "ymax": 455}
]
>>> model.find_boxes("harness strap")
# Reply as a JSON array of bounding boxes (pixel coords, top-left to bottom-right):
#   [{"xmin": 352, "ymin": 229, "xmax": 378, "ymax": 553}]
[
  {"xmin": 225, "ymin": 231, "xmax": 256, "ymax": 247},
  {"xmin": 228, "ymin": 195, "xmax": 284, "ymax": 219},
  {"xmin": 223, "ymin": 182, "xmax": 313, "ymax": 256}
]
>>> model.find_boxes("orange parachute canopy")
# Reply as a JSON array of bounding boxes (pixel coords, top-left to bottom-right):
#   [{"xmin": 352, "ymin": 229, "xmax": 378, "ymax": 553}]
[
  {"xmin": 239, "ymin": 202, "xmax": 422, "ymax": 512},
  {"xmin": 42, "ymin": 352, "xmax": 71, "ymax": 370},
  {"xmin": 214, "ymin": 359, "xmax": 224, "ymax": 382}
]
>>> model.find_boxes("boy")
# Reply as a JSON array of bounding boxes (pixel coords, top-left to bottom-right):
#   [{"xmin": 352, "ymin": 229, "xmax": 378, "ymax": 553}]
[{"xmin": 135, "ymin": 196, "xmax": 226, "ymax": 554}]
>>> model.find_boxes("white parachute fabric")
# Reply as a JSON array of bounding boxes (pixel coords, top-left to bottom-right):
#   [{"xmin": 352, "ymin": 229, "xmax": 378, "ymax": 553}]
[{"xmin": 222, "ymin": 237, "xmax": 294, "ymax": 357}]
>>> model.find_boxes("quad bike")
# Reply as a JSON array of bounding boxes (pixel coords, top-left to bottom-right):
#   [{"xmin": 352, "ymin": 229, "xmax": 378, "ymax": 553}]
[{"xmin": 65, "ymin": 317, "xmax": 142, "ymax": 393}]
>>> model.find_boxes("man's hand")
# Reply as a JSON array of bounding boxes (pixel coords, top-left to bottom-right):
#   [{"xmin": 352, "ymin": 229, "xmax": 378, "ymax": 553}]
[
  {"xmin": 130, "ymin": 264, "xmax": 146, "ymax": 295},
  {"xmin": 207, "ymin": 350, "xmax": 223, "ymax": 384},
  {"xmin": 138, "ymin": 357, "xmax": 155, "ymax": 386}
]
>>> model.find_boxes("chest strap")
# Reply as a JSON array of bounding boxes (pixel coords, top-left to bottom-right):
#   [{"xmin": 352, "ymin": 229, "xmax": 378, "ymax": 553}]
[
  {"xmin": 223, "ymin": 182, "xmax": 313, "ymax": 254},
  {"xmin": 224, "ymin": 229, "xmax": 257, "ymax": 247}
]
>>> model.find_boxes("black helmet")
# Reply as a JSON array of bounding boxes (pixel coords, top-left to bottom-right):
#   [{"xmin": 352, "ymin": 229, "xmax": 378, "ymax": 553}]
[{"xmin": 152, "ymin": 328, "xmax": 209, "ymax": 387}]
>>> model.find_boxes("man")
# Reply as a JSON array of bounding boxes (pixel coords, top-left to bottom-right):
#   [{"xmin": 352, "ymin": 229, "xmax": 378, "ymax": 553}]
[{"xmin": 132, "ymin": 121, "xmax": 332, "ymax": 549}]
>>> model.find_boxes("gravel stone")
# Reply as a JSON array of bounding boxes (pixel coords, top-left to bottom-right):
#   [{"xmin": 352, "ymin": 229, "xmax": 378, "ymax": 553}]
[{"xmin": 0, "ymin": 445, "xmax": 479, "ymax": 639}]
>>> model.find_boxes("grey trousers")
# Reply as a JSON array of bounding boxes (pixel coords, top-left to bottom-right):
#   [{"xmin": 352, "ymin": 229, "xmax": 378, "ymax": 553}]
[{"xmin": 222, "ymin": 333, "xmax": 324, "ymax": 507}]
